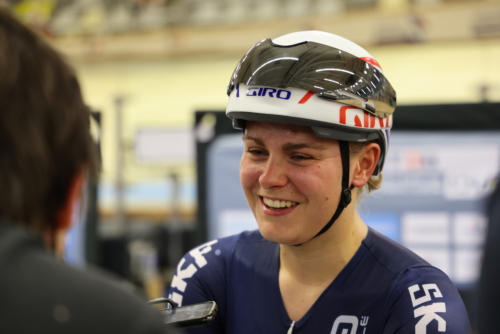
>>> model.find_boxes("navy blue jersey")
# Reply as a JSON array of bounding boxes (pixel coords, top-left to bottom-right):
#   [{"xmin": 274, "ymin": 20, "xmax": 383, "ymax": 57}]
[{"xmin": 167, "ymin": 228, "xmax": 471, "ymax": 334}]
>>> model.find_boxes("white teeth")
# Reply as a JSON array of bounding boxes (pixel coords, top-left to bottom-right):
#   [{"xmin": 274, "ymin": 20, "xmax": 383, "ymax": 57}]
[{"xmin": 263, "ymin": 197, "xmax": 298, "ymax": 209}]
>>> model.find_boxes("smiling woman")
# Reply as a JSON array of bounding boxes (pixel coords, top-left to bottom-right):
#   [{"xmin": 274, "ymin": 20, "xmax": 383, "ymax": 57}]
[
  {"xmin": 167, "ymin": 31, "xmax": 471, "ymax": 334},
  {"xmin": 239, "ymin": 121, "xmax": 373, "ymax": 247}
]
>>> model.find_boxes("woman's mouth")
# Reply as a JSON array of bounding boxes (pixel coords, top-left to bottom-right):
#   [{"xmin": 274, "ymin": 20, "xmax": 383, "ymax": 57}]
[{"xmin": 261, "ymin": 196, "xmax": 299, "ymax": 210}]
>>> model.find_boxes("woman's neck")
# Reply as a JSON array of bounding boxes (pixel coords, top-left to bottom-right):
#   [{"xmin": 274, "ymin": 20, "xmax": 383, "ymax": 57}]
[
  {"xmin": 279, "ymin": 210, "xmax": 368, "ymax": 285},
  {"xmin": 278, "ymin": 209, "xmax": 368, "ymax": 321}
]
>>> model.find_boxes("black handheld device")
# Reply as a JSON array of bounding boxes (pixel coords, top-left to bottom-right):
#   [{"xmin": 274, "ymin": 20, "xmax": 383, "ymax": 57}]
[{"xmin": 148, "ymin": 298, "xmax": 218, "ymax": 329}]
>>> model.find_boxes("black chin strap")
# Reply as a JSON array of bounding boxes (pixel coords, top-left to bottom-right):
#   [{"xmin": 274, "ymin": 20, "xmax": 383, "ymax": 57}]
[{"xmin": 294, "ymin": 140, "xmax": 353, "ymax": 246}]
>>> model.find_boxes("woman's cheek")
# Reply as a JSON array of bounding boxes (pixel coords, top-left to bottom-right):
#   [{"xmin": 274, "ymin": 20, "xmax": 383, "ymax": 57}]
[
  {"xmin": 240, "ymin": 163, "xmax": 261, "ymax": 190},
  {"xmin": 291, "ymin": 167, "xmax": 325, "ymax": 191}
]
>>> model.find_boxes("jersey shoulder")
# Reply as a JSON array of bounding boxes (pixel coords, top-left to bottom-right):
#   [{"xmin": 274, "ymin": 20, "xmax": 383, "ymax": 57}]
[
  {"xmin": 363, "ymin": 229, "xmax": 471, "ymax": 333},
  {"xmin": 167, "ymin": 231, "xmax": 260, "ymax": 307},
  {"xmin": 363, "ymin": 227, "xmax": 431, "ymax": 274},
  {"xmin": 167, "ymin": 231, "xmax": 265, "ymax": 333},
  {"xmin": 383, "ymin": 266, "xmax": 471, "ymax": 333}
]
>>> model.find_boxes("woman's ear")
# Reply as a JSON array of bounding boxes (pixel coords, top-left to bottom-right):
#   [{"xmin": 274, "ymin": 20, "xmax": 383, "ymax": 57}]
[
  {"xmin": 351, "ymin": 143, "xmax": 381, "ymax": 188},
  {"xmin": 56, "ymin": 170, "xmax": 86, "ymax": 232}
]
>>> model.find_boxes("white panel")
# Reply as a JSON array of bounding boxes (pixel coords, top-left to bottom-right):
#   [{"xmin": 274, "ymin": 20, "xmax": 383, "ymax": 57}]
[
  {"xmin": 135, "ymin": 128, "xmax": 194, "ymax": 163},
  {"xmin": 438, "ymin": 146, "xmax": 499, "ymax": 200},
  {"xmin": 402, "ymin": 212, "xmax": 450, "ymax": 245},
  {"xmin": 454, "ymin": 249, "xmax": 482, "ymax": 285},
  {"xmin": 382, "ymin": 144, "xmax": 499, "ymax": 200},
  {"xmin": 453, "ymin": 212, "xmax": 486, "ymax": 246}
]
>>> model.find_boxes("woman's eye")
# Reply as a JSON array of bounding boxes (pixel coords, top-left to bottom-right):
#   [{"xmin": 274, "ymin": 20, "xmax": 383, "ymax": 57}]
[
  {"xmin": 292, "ymin": 155, "xmax": 312, "ymax": 161},
  {"xmin": 248, "ymin": 149, "xmax": 267, "ymax": 156}
]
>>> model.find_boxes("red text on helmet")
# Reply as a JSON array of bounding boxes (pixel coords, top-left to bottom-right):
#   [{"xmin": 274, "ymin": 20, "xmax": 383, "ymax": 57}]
[{"xmin": 340, "ymin": 106, "xmax": 390, "ymax": 128}]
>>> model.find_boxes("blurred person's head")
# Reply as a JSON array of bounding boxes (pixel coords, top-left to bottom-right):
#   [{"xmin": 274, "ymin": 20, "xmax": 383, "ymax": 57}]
[
  {"xmin": 226, "ymin": 31, "xmax": 396, "ymax": 246},
  {"xmin": 0, "ymin": 8, "xmax": 97, "ymax": 256}
]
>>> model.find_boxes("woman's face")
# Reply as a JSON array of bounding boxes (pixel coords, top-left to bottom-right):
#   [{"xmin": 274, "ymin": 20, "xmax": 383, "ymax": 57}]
[{"xmin": 240, "ymin": 121, "xmax": 343, "ymax": 245}]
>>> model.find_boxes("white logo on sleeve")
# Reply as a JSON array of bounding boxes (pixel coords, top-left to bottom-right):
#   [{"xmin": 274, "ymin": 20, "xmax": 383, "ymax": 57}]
[
  {"xmin": 408, "ymin": 284, "xmax": 446, "ymax": 334},
  {"xmin": 168, "ymin": 240, "xmax": 218, "ymax": 306}
]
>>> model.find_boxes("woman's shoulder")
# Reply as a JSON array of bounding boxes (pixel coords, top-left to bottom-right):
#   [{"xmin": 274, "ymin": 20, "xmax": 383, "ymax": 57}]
[
  {"xmin": 382, "ymin": 265, "xmax": 471, "ymax": 333},
  {"xmin": 200, "ymin": 229, "xmax": 266, "ymax": 253},
  {"xmin": 186, "ymin": 230, "xmax": 272, "ymax": 268},
  {"xmin": 363, "ymin": 227, "xmax": 432, "ymax": 275},
  {"xmin": 363, "ymin": 228, "xmax": 460, "ymax": 288},
  {"xmin": 363, "ymin": 229, "xmax": 471, "ymax": 333},
  {"xmin": 170, "ymin": 230, "xmax": 265, "ymax": 280},
  {"xmin": 166, "ymin": 230, "xmax": 268, "ymax": 308}
]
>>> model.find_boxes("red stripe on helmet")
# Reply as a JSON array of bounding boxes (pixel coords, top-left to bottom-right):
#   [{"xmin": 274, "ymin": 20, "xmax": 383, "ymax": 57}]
[
  {"xmin": 360, "ymin": 57, "xmax": 382, "ymax": 69},
  {"xmin": 339, "ymin": 106, "xmax": 360, "ymax": 125},
  {"xmin": 298, "ymin": 91, "xmax": 315, "ymax": 104}
]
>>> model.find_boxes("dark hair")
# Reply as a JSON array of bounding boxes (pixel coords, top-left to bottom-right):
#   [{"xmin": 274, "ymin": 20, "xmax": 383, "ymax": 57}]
[{"xmin": 0, "ymin": 8, "xmax": 97, "ymax": 232}]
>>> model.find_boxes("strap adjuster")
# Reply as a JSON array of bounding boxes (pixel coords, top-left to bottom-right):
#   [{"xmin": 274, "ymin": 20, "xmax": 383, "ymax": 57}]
[{"xmin": 340, "ymin": 188, "xmax": 352, "ymax": 208}]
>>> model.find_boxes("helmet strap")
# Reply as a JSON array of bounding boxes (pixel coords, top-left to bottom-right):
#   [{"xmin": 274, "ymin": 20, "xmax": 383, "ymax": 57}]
[{"xmin": 293, "ymin": 140, "xmax": 353, "ymax": 246}]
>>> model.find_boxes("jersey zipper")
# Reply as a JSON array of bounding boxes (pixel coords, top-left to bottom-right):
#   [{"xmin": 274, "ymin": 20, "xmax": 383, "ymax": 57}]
[{"xmin": 287, "ymin": 320, "xmax": 295, "ymax": 334}]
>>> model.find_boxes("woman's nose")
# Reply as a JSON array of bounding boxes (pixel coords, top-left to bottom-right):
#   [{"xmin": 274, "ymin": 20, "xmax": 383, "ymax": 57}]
[{"xmin": 259, "ymin": 159, "xmax": 288, "ymax": 189}]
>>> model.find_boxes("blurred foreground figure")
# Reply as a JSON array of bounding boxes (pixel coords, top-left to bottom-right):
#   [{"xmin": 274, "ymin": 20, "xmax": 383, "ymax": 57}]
[
  {"xmin": 0, "ymin": 8, "xmax": 171, "ymax": 334},
  {"xmin": 478, "ymin": 182, "xmax": 500, "ymax": 334}
]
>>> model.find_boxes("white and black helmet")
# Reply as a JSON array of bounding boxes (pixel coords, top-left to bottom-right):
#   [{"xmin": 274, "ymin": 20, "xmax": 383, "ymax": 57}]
[{"xmin": 226, "ymin": 31, "xmax": 397, "ymax": 240}]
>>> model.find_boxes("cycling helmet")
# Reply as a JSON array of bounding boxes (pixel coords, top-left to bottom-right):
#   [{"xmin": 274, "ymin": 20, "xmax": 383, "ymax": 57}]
[{"xmin": 226, "ymin": 31, "xmax": 396, "ymax": 241}]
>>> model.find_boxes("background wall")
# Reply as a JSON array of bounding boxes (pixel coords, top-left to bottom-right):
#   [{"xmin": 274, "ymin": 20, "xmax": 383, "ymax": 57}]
[{"xmin": 6, "ymin": 0, "xmax": 499, "ymax": 219}]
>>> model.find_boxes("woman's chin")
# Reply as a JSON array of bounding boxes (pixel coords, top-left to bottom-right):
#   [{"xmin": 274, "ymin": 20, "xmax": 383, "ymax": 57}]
[{"xmin": 258, "ymin": 225, "xmax": 305, "ymax": 246}]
